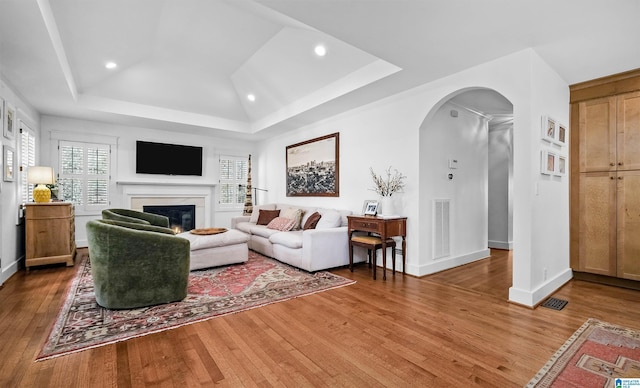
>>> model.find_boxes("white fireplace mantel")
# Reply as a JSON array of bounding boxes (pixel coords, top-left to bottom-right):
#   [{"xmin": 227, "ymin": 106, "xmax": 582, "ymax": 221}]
[{"xmin": 118, "ymin": 181, "xmax": 216, "ymax": 228}]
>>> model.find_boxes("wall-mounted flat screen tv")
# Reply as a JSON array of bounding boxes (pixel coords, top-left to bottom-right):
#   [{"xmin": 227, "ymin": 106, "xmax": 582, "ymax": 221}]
[{"xmin": 136, "ymin": 141, "xmax": 203, "ymax": 176}]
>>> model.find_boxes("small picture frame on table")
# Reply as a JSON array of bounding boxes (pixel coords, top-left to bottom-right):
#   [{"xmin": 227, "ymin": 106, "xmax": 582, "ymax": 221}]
[{"xmin": 362, "ymin": 200, "xmax": 379, "ymax": 216}]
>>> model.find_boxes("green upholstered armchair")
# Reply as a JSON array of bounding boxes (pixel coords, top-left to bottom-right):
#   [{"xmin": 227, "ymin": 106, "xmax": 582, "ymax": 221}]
[
  {"xmin": 102, "ymin": 208, "xmax": 170, "ymax": 228},
  {"xmin": 86, "ymin": 219, "xmax": 190, "ymax": 309}
]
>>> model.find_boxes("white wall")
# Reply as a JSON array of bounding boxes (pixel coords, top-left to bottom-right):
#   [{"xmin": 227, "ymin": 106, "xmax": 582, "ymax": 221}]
[
  {"xmin": 0, "ymin": 77, "xmax": 40, "ymax": 285},
  {"xmin": 420, "ymin": 101, "xmax": 490, "ymax": 271},
  {"xmin": 258, "ymin": 48, "xmax": 571, "ymax": 307},
  {"xmin": 39, "ymin": 116, "xmax": 256, "ymax": 247},
  {"xmin": 488, "ymin": 120, "xmax": 513, "ymax": 249}
]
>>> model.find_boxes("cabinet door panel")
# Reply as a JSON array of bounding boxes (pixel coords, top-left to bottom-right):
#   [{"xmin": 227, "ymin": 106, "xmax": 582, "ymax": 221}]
[
  {"xmin": 579, "ymin": 172, "xmax": 617, "ymax": 275},
  {"xmin": 617, "ymin": 91, "xmax": 640, "ymax": 171},
  {"xmin": 617, "ymin": 170, "xmax": 640, "ymax": 280},
  {"xmin": 579, "ymin": 97, "xmax": 616, "ymax": 172}
]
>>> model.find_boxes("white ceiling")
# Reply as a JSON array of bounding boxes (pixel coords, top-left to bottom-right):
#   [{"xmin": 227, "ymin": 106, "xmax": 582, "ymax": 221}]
[{"xmin": 0, "ymin": 0, "xmax": 638, "ymax": 140}]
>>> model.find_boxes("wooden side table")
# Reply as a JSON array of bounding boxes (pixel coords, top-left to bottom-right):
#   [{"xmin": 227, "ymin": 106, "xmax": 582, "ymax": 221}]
[
  {"xmin": 25, "ymin": 202, "xmax": 76, "ymax": 269},
  {"xmin": 347, "ymin": 215, "xmax": 407, "ymax": 280}
]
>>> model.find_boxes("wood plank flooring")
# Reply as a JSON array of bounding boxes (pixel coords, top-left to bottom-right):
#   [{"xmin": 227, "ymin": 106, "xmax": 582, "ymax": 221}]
[{"xmin": 1, "ymin": 248, "xmax": 640, "ymax": 387}]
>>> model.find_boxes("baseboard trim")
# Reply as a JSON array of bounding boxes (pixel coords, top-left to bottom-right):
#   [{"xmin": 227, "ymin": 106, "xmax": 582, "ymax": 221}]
[
  {"xmin": 488, "ymin": 240, "xmax": 512, "ymax": 250},
  {"xmin": 413, "ymin": 249, "xmax": 491, "ymax": 276},
  {"xmin": 509, "ymin": 267, "xmax": 573, "ymax": 307},
  {"xmin": 1, "ymin": 256, "xmax": 23, "ymax": 285}
]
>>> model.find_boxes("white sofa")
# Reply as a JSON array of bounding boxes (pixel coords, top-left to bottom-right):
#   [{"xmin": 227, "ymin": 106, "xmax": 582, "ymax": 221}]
[{"xmin": 231, "ymin": 203, "xmax": 364, "ymax": 272}]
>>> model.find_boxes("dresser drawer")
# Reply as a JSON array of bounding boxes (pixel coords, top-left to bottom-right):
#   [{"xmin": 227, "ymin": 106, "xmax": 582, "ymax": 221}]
[{"xmin": 349, "ymin": 219, "xmax": 381, "ymax": 233}]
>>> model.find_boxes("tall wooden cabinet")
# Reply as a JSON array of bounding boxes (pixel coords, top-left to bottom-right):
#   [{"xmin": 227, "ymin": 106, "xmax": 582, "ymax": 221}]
[
  {"xmin": 25, "ymin": 202, "xmax": 76, "ymax": 269},
  {"xmin": 571, "ymin": 69, "xmax": 640, "ymax": 282}
]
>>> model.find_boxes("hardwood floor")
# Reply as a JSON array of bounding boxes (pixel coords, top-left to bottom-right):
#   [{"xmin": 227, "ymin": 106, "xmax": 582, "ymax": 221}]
[{"xmin": 2, "ymin": 248, "xmax": 640, "ymax": 387}]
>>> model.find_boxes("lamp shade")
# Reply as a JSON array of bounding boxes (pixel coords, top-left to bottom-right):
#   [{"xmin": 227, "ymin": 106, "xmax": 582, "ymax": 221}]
[
  {"xmin": 28, "ymin": 166, "xmax": 55, "ymax": 203},
  {"xmin": 28, "ymin": 166, "xmax": 55, "ymax": 185}
]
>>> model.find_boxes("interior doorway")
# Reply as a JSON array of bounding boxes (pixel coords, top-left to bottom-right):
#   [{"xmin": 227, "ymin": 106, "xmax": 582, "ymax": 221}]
[{"xmin": 420, "ymin": 87, "xmax": 513, "ymax": 296}]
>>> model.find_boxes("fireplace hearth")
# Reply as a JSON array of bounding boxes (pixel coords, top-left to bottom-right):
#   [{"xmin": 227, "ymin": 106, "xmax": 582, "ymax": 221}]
[{"xmin": 143, "ymin": 205, "xmax": 195, "ymax": 233}]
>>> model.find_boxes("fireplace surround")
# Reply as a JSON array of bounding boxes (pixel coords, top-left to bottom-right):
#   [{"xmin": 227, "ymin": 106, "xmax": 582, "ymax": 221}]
[
  {"xmin": 144, "ymin": 204, "xmax": 196, "ymax": 233},
  {"xmin": 117, "ymin": 181, "xmax": 215, "ymax": 229}
]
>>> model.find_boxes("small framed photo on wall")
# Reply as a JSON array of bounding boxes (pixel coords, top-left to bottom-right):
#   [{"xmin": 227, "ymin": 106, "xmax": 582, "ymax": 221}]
[
  {"xmin": 541, "ymin": 150, "xmax": 556, "ymax": 175},
  {"xmin": 542, "ymin": 116, "xmax": 556, "ymax": 143},
  {"xmin": 555, "ymin": 155, "xmax": 567, "ymax": 176},
  {"xmin": 556, "ymin": 124, "xmax": 568, "ymax": 146},
  {"xmin": 4, "ymin": 102, "xmax": 15, "ymax": 140}
]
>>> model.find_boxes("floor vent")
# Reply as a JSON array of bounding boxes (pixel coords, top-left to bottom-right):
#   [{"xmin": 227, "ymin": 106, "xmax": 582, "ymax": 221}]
[{"xmin": 541, "ymin": 297, "xmax": 568, "ymax": 311}]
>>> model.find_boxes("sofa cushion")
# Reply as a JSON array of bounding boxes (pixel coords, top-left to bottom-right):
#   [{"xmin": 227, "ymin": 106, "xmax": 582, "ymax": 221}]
[
  {"xmin": 177, "ymin": 229, "xmax": 250, "ymax": 251},
  {"xmin": 256, "ymin": 209, "xmax": 280, "ymax": 225},
  {"xmin": 269, "ymin": 230, "xmax": 303, "ymax": 249},
  {"xmin": 250, "ymin": 224, "xmax": 282, "ymax": 239},
  {"xmin": 303, "ymin": 212, "xmax": 321, "ymax": 230},
  {"xmin": 234, "ymin": 221, "xmax": 254, "ymax": 234},
  {"xmin": 281, "ymin": 207, "xmax": 304, "ymax": 229},
  {"xmin": 249, "ymin": 204, "xmax": 277, "ymax": 223},
  {"xmin": 266, "ymin": 217, "xmax": 297, "ymax": 231},
  {"xmin": 316, "ymin": 209, "xmax": 343, "ymax": 229}
]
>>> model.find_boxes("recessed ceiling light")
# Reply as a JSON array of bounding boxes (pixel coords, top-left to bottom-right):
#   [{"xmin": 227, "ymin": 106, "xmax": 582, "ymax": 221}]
[
  {"xmin": 247, "ymin": 94, "xmax": 256, "ymax": 102},
  {"xmin": 314, "ymin": 45, "xmax": 327, "ymax": 57},
  {"xmin": 105, "ymin": 62, "xmax": 117, "ymax": 69}
]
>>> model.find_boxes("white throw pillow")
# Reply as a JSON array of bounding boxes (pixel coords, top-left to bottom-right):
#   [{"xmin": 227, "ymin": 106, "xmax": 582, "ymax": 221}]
[
  {"xmin": 315, "ymin": 210, "xmax": 342, "ymax": 229},
  {"xmin": 281, "ymin": 207, "xmax": 304, "ymax": 229}
]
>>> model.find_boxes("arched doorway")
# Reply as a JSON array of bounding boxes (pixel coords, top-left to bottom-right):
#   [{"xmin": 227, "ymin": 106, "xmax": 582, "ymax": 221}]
[{"xmin": 418, "ymin": 87, "xmax": 513, "ymax": 297}]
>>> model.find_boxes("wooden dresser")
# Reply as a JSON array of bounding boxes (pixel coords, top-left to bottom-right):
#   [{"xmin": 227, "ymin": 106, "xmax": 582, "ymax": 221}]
[{"xmin": 25, "ymin": 202, "xmax": 76, "ymax": 269}]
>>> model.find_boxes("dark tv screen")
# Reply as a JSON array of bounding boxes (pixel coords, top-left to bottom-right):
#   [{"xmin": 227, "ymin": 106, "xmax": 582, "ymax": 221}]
[{"xmin": 136, "ymin": 141, "xmax": 203, "ymax": 176}]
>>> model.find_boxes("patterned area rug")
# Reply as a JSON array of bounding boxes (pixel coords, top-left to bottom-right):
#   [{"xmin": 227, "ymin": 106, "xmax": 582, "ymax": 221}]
[
  {"xmin": 37, "ymin": 251, "xmax": 355, "ymax": 361},
  {"xmin": 527, "ymin": 319, "xmax": 640, "ymax": 387}
]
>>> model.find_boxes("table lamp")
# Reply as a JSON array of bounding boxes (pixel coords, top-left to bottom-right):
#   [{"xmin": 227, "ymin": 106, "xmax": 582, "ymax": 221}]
[{"xmin": 28, "ymin": 166, "xmax": 55, "ymax": 203}]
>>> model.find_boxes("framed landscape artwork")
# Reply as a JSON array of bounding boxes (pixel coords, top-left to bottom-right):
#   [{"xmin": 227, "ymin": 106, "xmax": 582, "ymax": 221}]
[{"xmin": 286, "ymin": 132, "xmax": 339, "ymax": 197}]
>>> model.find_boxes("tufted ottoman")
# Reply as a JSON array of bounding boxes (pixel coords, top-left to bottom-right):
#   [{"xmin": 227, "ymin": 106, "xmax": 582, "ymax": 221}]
[{"xmin": 177, "ymin": 229, "xmax": 250, "ymax": 271}]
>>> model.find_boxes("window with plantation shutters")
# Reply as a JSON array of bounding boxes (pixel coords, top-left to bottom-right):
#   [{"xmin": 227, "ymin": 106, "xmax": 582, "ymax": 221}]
[
  {"xmin": 219, "ymin": 155, "xmax": 248, "ymax": 209},
  {"xmin": 58, "ymin": 141, "xmax": 110, "ymax": 211},
  {"xmin": 20, "ymin": 124, "xmax": 36, "ymax": 204}
]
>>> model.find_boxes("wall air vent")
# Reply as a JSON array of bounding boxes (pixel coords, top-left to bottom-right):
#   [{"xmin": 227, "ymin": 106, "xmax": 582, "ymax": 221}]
[{"xmin": 433, "ymin": 199, "xmax": 451, "ymax": 259}]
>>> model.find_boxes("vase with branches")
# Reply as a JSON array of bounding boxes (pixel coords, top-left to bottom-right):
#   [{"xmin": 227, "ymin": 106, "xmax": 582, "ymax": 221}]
[
  {"xmin": 369, "ymin": 166, "xmax": 406, "ymax": 197},
  {"xmin": 369, "ymin": 166, "xmax": 406, "ymax": 216}
]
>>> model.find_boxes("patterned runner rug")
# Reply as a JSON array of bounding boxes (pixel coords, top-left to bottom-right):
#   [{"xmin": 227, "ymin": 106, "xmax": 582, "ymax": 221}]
[
  {"xmin": 38, "ymin": 251, "xmax": 355, "ymax": 361},
  {"xmin": 527, "ymin": 319, "xmax": 640, "ymax": 387}
]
